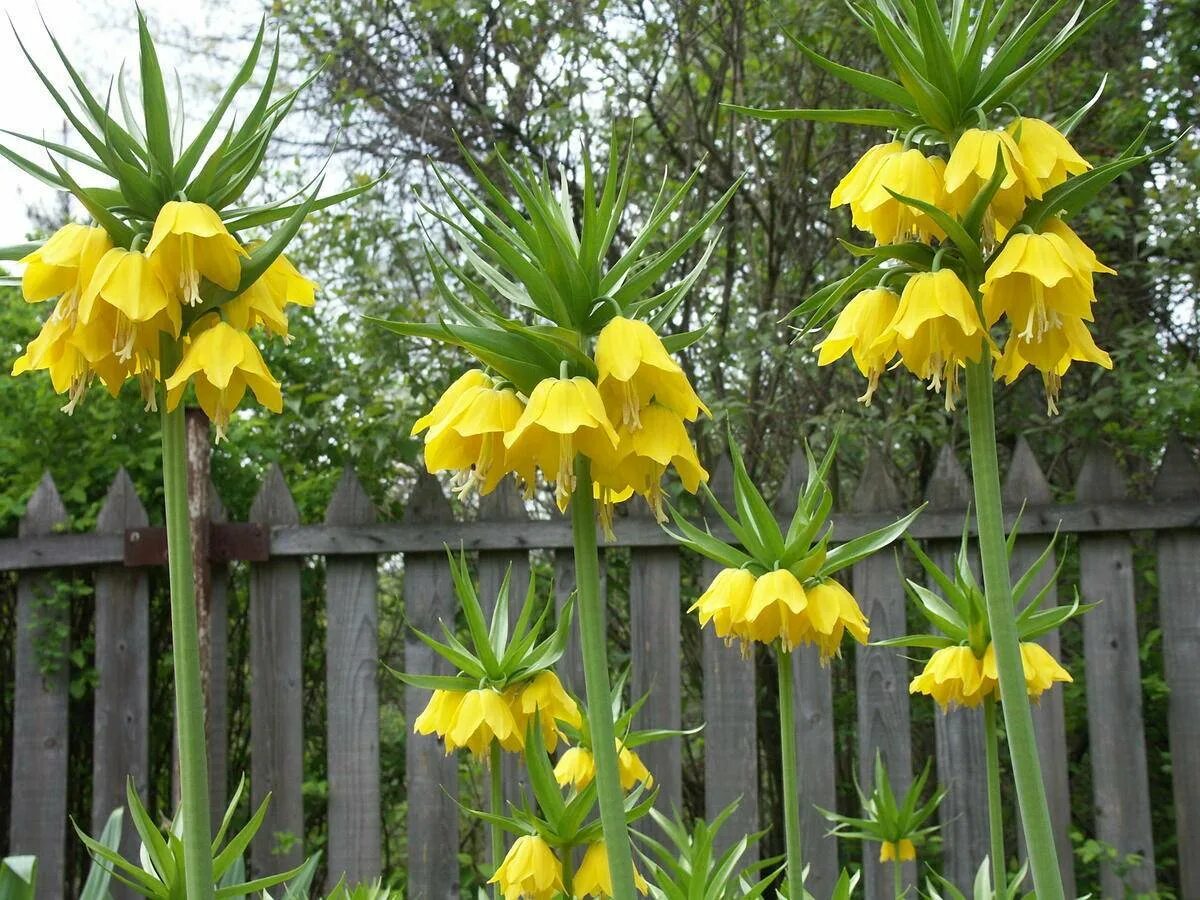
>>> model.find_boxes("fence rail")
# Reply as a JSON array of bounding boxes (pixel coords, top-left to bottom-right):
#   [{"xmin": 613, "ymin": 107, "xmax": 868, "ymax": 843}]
[{"xmin": 3, "ymin": 437, "xmax": 1198, "ymax": 900}]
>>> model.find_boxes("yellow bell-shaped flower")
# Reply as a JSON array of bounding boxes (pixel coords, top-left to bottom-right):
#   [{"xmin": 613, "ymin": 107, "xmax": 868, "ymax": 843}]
[
  {"xmin": 981, "ymin": 229, "xmax": 1098, "ymax": 338},
  {"xmin": 995, "ymin": 315, "xmax": 1112, "ymax": 415},
  {"xmin": 876, "ymin": 270, "xmax": 988, "ymax": 410},
  {"xmin": 1007, "ymin": 117, "xmax": 1090, "ymax": 193},
  {"xmin": 855, "ymin": 149, "xmax": 948, "ymax": 244},
  {"xmin": 222, "ymin": 250, "xmax": 317, "ymax": 338},
  {"xmin": 574, "ymin": 842, "xmax": 650, "ymax": 897},
  {"xmin": 516, "ymin": 670, "xmax": 580, "ymax": 751},
  {"xmin": 982, "ymin": 641, "xmax": 1072, "ymax": 700},
  {"xmin": 421, "ymin": 378, "xmax": 532, "ymax": 499},
  {"xmin": 944, "ymin": 128, "xmax": 1042, "ymax": 235},
  {"xmin": 815, "ymin": 287, "xmax": 900, "ymax": 404},
  {"xmin": 9, "ymin": 301, "xmax": 125, "ymax": 413},
  {"xmin": 879, "ymin": 838, "xmax": 917, "ymax": 863},
  {"xmin": 412, "ymin": 369, "xmax": 493, "ymax": 435},
  {"xmin": 592, "ymin": 403, "xmax": 708, "ymax": 522},
  {"xmin": 79, "ymin": 247, "xmax": 180, "ymax": 363},
  {"xmin": 1041, "ymin": 219, "xmax": 1117, "ymax": 277},
  {"xmin": 553, "ymin": 745, "xmax": 597, "ymax": 790},
  {"xmin": 594, "ymin": 316, "xmax": 708, "ymax": 428},
  {"xmin": 503, "ymin": 375, "xmax": 621, "ymax": 511},
  {"xmin": 488, "ymin": 834, "xmax": 564, "ymax": 900},
  {"xmin": 164, "ymin": 318, "xmax": 282, "ymax": 441},
  {"xmin": 146, "ymin": 200, "xmax": 247, "ymax": 305},
  {"xmin": 794, "ymin": 580, "xmax": 871, "ymax": 662},
  {"xmin": 909, "ymin": 645, "xmax": 988, "ymax": 710},
  {"xmin": 690, "ymin": 567, "xmax": 757, "ymax": 645},
  {"xmin": 413, "ymin": 688, "xmax": 465, "ymax": 740},
  {"xmin": 742, "ymin": 568, "xmax": 808, "ymax": 649},
  {"xmin": 444, "ymin": 687, "xmax": 523, "ymax": 757},
  {"xmin": 617, "ymin": 740, "xmax": 654, "ymax": 791},
  {"xmin": 831, "ymin": 141, "xmax": 904, "ymax": 231},
  {"xmin": 19, "ymin": 223, "xmax": 112, "ymax": 306}
]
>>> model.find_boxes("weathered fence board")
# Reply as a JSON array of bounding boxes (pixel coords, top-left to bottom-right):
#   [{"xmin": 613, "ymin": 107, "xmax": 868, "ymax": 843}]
[
  {"xmin": 1153, "ymin": 439, "xmax": 1200, "ymax": 899},
  {"xmin": 11, "ymin": 473, "xmax": 69, "ymax": 900},
  {"xmin": 851, "ymin": 452, "xmax": 914, "ymax": 900},
  {"xmin": 1003, "ymin": 439, "xmax": 1076, "ymax": 896},
  {"xmin": 324, "ymin": 469, "xmax": 381, "ymax": 887},
  {"xmin": 699, "ymin": 458, "xmax": 759, "ymax": 858},
  {"xmin": 403, "ymin": 474, "xmax": 461, "ymax": 900},
  {"xmin": 249, "ymin": 465, "xmax": 305, "ymax": 875},
  {"xmin": 91, "ymin": 469, "xmax": 149, "ymax": 894},
  {"xmin": 207, "ymin": 484, "xmax": 230, "ymax": 824},
  {"xmin": 777, "ymin": 447, "xmax": 838, "ymax": 897},
  {"xmin": 925, "ymin": 446, "xmax": 990, "ymax": 894},
  {"xmin": 1077, "ymin": 445, "xmax": 1156, "ymax": 896}
]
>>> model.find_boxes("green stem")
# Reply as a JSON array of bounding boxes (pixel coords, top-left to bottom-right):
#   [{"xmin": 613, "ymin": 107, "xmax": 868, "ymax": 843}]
[
  {"xmin": 570, "ymin": 456, "xmax": 636, "ymax": 898},
  {"xmin": 983, "ymin": 697, "xmax": 1007, "ymax": 895},
  {"xmin": 489, "ymin": 741, "xmax": 504, "ymax": 891},
  {"xmin": 893, "ymin": 857, "xmax": 904, "ymax": 899},
  {"xmin": 159, "ymin": 338, "xmax": 214, "ymax": 900},
  {"xmin": 561, "ymin": 843, "xmax": 574, "ymax": 896},
  {"xmin": 776, "ymin": 647, "xmax": 805, "ymax": 900},
  {"xmin": 964, "ymin": 359, "xmax": 1064, "ymax": 900}
]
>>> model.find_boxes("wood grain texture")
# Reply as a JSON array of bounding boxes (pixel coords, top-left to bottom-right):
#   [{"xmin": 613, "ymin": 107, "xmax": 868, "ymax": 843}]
[
  {"xmin": 851, "ymin": 451, "xmax": 914, "ymax": 900},
  {"xmin": 925, "ymin": 446, "xmax": 990, "ymax": 894},
  {"xmin": 698, "ymin": 457, "xmax": 759, "ymax": 858},
  {"xmin": 324, "ymin": 468, "xmax": 381, "ymax": 887},
  {"xmin": 248, "ymin": 465, "xmax": 305, "ymax": 875},
  {"xmin": 777, "ymin": 446, "xmax": 837, "ymax": 896},
  {"xmin": 92, "ymin": 469, "xmax": 149, "ymax": 897},
  {"xmin": 403, "ymin": 474, "xmax": 461, "ymax": 900},
  {"xmin": 1152, "ymin": 438, "xmax": 1200, "ymax": 898},
  {"xmin": 1002, "ymin": 439, "xmax": 1075, "ymax": 896},
  {"xmin": 1076, "ymin": 446, "xmax": 1156, "ymax": 896},
  {"xmin": 629, "ymin": 512, "xmax": 682, "ymax": 836},
  {"xmin": 11, "ymin": 474, "xmax": 70, "ymax": 900}
]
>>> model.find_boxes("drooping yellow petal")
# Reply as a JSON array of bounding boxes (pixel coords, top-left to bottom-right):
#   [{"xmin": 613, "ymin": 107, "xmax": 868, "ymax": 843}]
[
  {"xmin": 595, "ymin": 316, "xmax": 708, "ymax": 427},
  {"xmin": 146, "ymin": 201, "xmax": 247, "ymax": 303}
]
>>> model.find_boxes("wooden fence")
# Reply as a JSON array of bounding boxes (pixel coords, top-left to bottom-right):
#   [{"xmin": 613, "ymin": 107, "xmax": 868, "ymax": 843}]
[{"xmin": 2, "ymin": 437, "xmax": 1198, "ymax": 900}]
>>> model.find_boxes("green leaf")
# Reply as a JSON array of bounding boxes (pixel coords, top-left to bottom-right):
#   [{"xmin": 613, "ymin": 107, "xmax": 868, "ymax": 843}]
[
  {"xmin": 222, "ymin": 175, "xmax": 382, "ymax": 231},
  {"xmin": 136, "ymin": 8, "xmax": 174, "ymax": 172},
  {"xmin": 0, "ymin": 243, "xmax": 40, "ymax": 262},
  {"xmin": 783, "ymin": 28, "xmax": 915, "ymax": 109},
  {"xmin": 1058, "ymin": 74, "xmax": 1108, "ymax": 137},
  {"xmin": 214, "ymin": 859, "xmax": 311, "ymax": 899},
  {"xmin": 723, "ymin": 103, "xmax": 917, "ymax": 129},
  {"xmin": 382, "ymin": 666, "xmax": 478, "ymax": 693},
  {"xmin": 883, "ymin": 187, "xmax": 984, "ymax": 273},
  {"xmin": 821, "ymin": 505, "xmax": 925, "ymax": 575},
  {"xmin": 79, "ymin": 808, "xmax": 123, "ymax": 900},
  {"xmin": 46, "ymin": 156, "xmax": 136, "ymax": 248},
  {"xmin": 212, "ymin": 793, "xmax": 272, "ymax": 879}
]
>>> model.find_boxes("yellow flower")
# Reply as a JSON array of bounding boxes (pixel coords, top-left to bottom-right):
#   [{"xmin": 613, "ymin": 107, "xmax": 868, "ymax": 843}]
[
  {"xmin": 574, "ymin": 842, "xmax": 650, "ymax": 897},
  {"xmin": 944, "ymin": 128, "xmax": 1042, "ymax": 235},
  {"xmin": 164, "ymin": 319, "xmax": 282, "ymax": 441},
  {"xmin": 690, "ymin": 567, "xmax": 757, "ymax": 644},
  {"xmin": 741, "ymin": 568, "xmax": 808, "ymax": 649},
  {"xmin": 146, "ymin": 200, "xmax": 247, "ymax": 305},
  {"xmin": 19, "ymin": 223, "xmax": 112, "ymax": 306},
  {"xmin": 553, "ymin": 740, "xmax": 653, "ymax": 792},
  {"xmin": 995, "ymin": 316, "xmax": 1112, "ymax": 415},
  {"xmin": 488, "ymin": 834, "xmax": 563, "ymax": 900},
  {"xmin": 413, "ymin": 688, "xmax": 465, "ymax": 740},
  {"xmin": 553, "ymin": 745, "xmax": 596, "ymax": 790},
  {"xmin": 594, "ymin": 316, "xmax": 708, "ymax": 429},
  {"xmin": 421, "ymin": 379, "xmax": 532, "ymax": 498},
  {"xmin": 876, "ymin": 270, "xmax": 988, "ymax": 410},
  {"xmin": 815, "ymin": 287, "xmax": 900, "ymax": 403},
  {"xmin": 1041, "ymin": 219, "xmax": 1117, "ymax": 277},
  {"xmin": 909, "ymin": 645, "xmax": 988, "ymax": 710},
  {"xmin": 879, "ymin": 838, "xmax": 917, "ymax": 863},
  {"xmin": 504, "ymin": 376, "xmax": 621, "ymax": 511},
  {"xmin": 592, "ymin": 403, "xmax": 708, "ymax": 522},
  {"xmin": 981, "ymin": 230, "xmax": 1097, "ymax": 338},
  {"xmin": 831, "ymin": 141, "xmax": 903, "ymax": 230},
  {"xmin": 795, "ymin": 580, "xmax": 870, "ymax": 662},
  {"xmin": 1007, "ymin": 118, "xmax": 1090, "ymax": 193},
  {"xmin": 517, "ymin": 671, "xmax": 580, "ymax": 751},
  {"xmin": 412, "ymin": 369, "xmax": 493, "ymax": 435},
  {"xmin": 222, "ymin": 250, "xmax": 317, "ymax": 338},
  {"xmin": 855, "ymin": 149, "xmax": 948, "ymax": 244},
  {"xmin": 982, "ymin": 642, "xmax": 1072, "ymax": 700},
  {"xmin": 78, "ymin": 247, "xmax": 179, "ymax": 362},
  {"xmin": 445, "ymin": 687, "xmax": 523, "ymax": 757}
]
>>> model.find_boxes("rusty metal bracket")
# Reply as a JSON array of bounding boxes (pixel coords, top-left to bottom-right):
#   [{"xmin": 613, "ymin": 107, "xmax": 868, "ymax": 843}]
[{"xmin": 124, "ymin": 523, "xmax": 271, "ymax": 567}]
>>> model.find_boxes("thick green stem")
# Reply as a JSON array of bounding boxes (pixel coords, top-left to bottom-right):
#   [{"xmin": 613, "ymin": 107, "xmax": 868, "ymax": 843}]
[
  {"xmin": 570, "ymin": 456, "xmax": 636, "ymax": 897},
  {"xmin": 561, "ymin": 844, "xmax": 574, "ymax": 896},
  {"xmin": 893, "ymin": 857, "xmax": 904, "ymax": 899},
  {"xmin": 983, "ymin": 696, "xmax": 1007, "ymax": 896},
  {"xmin": 159, "ymin": 339, "xmax": 214, "ymax": 900},
  {"xmin": 964, "ymin": 359, "xmax": 1063, "ymax": 900},
  {"xmin": 489, "ymin": 741, "xmax": 504, "ymax": 891},
  {"xmin": 776, "ymin": 647, "xmax": 805, "ymax": 900}
]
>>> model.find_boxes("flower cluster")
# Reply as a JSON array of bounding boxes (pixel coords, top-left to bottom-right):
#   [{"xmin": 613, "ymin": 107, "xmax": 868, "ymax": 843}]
[
  {"xmin": 414, "ymin": 671, "xmax": 580, "ymax": 758},
  {"xmin": 554, "ymin": 740, "xmax": 654, "ymax": 793},
  {"xmin": 909, "ymin": 641, "xmax": 1072, "ymax": 711},
  {"xmin": 413, "ymin": 315, "xmax": 708, "ymax": 522},
  {"xmin": 490, "ymin": 835, "xmax": 650, "ymax": 899},
  {"xmin": 818, "ymin": 119, "xmax": 1115, "ymax": 412}
]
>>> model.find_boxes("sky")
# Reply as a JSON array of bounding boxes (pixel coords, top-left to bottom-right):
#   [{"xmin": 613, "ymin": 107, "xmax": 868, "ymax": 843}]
[{"xmin": 0, "ymin": 0, "xmax": 264, "ymax": 241}]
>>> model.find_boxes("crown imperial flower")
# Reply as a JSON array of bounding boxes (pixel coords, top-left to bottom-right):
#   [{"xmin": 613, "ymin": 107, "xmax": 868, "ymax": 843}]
[
  {"xmin": 146, "ymin": 200, "xmax": 247, "ymax": 305},
  {"xmin": 575, "ymin": 842, "xmax": 650, "ymax": 897},
  {"xmin": 1007, "ymin": 117, "xmax": 1091, "ymax": 192},
  {"xmin": 815, "ymin": 287, "xmax": 900, "ymax": 404},
  {"xmin": 488, "ymin": 834, "xmax": 564, "ymax": 900},
  {"xmin": 594, "ymin": 316, "xmax": 708, "ymax": 429}
]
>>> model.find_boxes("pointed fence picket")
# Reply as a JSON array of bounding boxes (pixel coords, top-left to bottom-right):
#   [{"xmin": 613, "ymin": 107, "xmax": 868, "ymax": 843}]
[{"xmin": 1, "ymin": 437, "xmax": 1198, "ymax": 898}]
